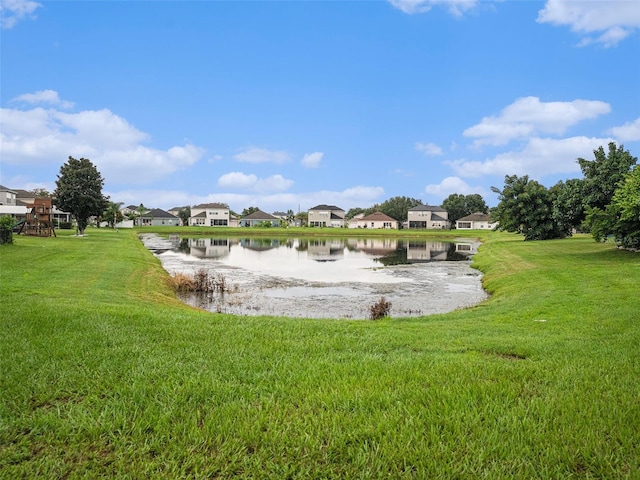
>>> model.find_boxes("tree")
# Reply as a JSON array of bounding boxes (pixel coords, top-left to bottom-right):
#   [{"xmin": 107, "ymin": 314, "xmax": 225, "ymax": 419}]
[
  {"xmin": 29, "ymin": 188, "xmax": 51, "ymax": 197},
  {"xmin": 346, "ymin": 207, "xmax": 366, "ymax": 220},
  {"xmin": 442, "ymin": 193, "xmax": 489, "ymax": 227},
  {"xmin": 491, "ymin": 175, "xmax": 566, "ymax": 241},
  {"xmin": 178, "ymin": 206, "xmax": 191, "ymax": 226},
  {"xmin": 550, "ymin": 178, "xmax": 584, "ymax": 234},
  {"xmin": 372, "ymin": 196, "xmax": 423, "ymax": 222},
  {"xmin": 53, "ymin": 157, "xmax": 108, "ymax": 235},
  {"xmin": 103, "ymin": 201, "xmax": 124, "ymax": 228},
  {"xmin": 587, "ymin": 165, "xmax": 640, "ymax": 249},
  {"xmin": 135, "ymin": 203, "xmax": 147, "ymax": 226},
  {"xmin": 295, "ymin": 211, "xmax": 308, "ymax": 227},
  {"xmin": 242, "ymin": 207, "xmax": 259, "ymax": 217},
  {"xmin": 578, "ymin": 142, "xmax": 637, "ymax": 212}
]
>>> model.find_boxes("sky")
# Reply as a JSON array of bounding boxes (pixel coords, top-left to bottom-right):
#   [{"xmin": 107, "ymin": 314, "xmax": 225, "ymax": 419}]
[{"xmin": 1, "ymin": 0, "xmax": 639, "ymax": 214}]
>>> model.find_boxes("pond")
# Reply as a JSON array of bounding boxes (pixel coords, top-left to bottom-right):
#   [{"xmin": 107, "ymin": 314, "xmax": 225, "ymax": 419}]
[{"xmin": 141, "ymin": 234, "xmax": 488, "ymax": 319}]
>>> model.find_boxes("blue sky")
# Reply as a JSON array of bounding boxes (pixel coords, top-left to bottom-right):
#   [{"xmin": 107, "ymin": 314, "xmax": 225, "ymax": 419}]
[{"xmin": 1, "ymin": 0, "xmax": 639, "ymax": 213}]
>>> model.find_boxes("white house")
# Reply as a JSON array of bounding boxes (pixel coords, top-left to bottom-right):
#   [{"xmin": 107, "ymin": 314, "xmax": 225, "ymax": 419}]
[
  {"xmin": 407, "ymin": 205, "xmax": 450, "ymax": 229},
  {"xmin": 455, "ymin": 213, "xmax": 497, "ymax": 230},
  {"xmin": 308, "ymin": 204, "xmax": 345, "ymax": 228},
  {"xmin": 189, "ymin": 203, "xmax": 232, "ymax": 227},
  {"xmin": 355, "ymin": 212, "xmax": 398, "ymax": 229}
]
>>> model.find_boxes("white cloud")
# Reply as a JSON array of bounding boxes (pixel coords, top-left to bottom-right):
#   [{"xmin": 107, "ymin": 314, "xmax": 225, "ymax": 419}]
[
  {"xmin": 608, "ymin": 117, "xmax": 640, "ymax": 142},
  {"xmin": 1, "ymin": 0, "xmax": 41, "ymax": 29},
  {"xmin": 301, "ymin": 152, "xmax": 324, "ymax": 168},
  {"xmin": 415, "ymin": 142, "xmax": 443, "ymax": 156},
  {"xmin": 388, "ymin": 0, "xmax": 478, "ymax": 16},
  {"xmin": 217, "ymin": 172, "xmax": 293, "ymax": 193},
  {"xmin": 233, "ymin": 147, "xmax": 291, "ymax": 164},
  {"xmin": 0, "ymin": 94, "xmax": 204, "ymax": 184},
  {"xmin": 425, "ymin": 176, "xmax": 489, "ymax": 197},
  {"xmin": 448, "ymin": 135, "xmax": 615, "ymax": 178},
  {"xmin": 463, "ymin": 96, "xmax": 611, "ymax": 146},
  {"xmin": 537, "ymin": 0, "xmax": 640, "ymax": 47},
  {"xmin": 11, "ymin": 89, "xmax": 74, "ymax": 109}
]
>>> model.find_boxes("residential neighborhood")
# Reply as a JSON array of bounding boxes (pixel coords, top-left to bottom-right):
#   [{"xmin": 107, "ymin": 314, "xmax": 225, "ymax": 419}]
[{"xmin": 1, "ymin": 184, "xmax": 497, "ymax": 231}]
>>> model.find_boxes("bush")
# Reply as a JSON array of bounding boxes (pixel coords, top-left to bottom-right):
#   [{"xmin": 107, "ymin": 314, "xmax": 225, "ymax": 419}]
[
  {"xmin": 58, "ymin": 221, "xmax": 73, "ymax": 230},
  {"xmin": 0, "ymin": 215, "xmax": 14, "ymax": 245},
  {"xmin": 369, "ymin": 296, "xmax": 391, "ymax": 320}
]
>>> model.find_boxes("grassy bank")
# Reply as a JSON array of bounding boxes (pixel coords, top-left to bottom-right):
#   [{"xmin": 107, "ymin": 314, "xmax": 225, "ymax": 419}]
[{"xmin": 1, "ymin": 228, "xmax": 638, "ymax": 478}]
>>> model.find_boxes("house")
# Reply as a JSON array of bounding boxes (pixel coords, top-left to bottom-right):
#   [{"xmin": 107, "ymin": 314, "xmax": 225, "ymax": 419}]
[
  {"xmin": 189, "ymin": 203, "xmax": 232, "ymax": 227},
  {"xmin": 347, "ymin": 213, "xmax": 365, "ymax": 229},
  {"xmin": 138, "ymin": 208, "xmax": 180, "ymax": 227},
  {"xmin": 0, "ymin": 185, "xmax": 18, "ymax": 206},
  {"xmin": 308, "ymin": 204, "xmax": 345, "ymax": 228},
  {"xmin": 355, "ymin": 212, "xmax": 398, "ymax": 229},
  {"xmin": 239, "ymin": 209, "xmax": 280, "ymax": 227},
  {"xmin": 455, "ymin": 213, "xmax": 497, "ymax": 230},
  {"xmin": 407, "ymin": 205, "xmax": 450, "ymax": 229}
]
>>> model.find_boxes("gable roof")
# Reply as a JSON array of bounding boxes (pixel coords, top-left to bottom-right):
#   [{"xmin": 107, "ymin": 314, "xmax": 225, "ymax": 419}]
[
  {"xmin": 457, "ymin": 213, "xmax": 492, "ymax": 222},
  {"xmin": 360, "ymin": 212, "xmax": 397, "ymax": 222},
  {"xmin": 243, "ymin": 209, "xmax": 278, "ymax": 220},
  {"xmin": 142, "ymin": 208, "xmax": 178, "ymax": 219}
]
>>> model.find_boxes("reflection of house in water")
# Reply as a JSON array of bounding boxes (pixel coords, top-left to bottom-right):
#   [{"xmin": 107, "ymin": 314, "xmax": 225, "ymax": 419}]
[
  {"xmin": 406, "ymin": 241, "xmax": 450, "ymax": 262},
  {"xmin": 454, "ymin": 240, "xmax": 482, "ymax": 256},
  {"xmin": 188, "ymin": 238, "xmax": 235, "ymax": 258},
  {"xmin": 347, "ymin": 238, "xmax": 398, "ymax": 255},
  {"xmin": 239, "ymin": 238, "xmax": 281, "ymax": 251},
  {"xmin": 307, "ymin": 239, "xmax": 345, "ymax": 262}
]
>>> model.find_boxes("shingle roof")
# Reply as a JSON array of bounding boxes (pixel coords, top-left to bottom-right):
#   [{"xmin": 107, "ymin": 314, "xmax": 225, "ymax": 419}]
[
  {"xmin": 193, "ymin": 203, "xmax": 228, "ymax": 209},
  {"xmin": 143, "ymin": 208, "xmax": 178, "ymax": 218},
  {"xmin": 309, "ymin": 204, "xmax": 344, "ymax": 211},
  {"xmin": 409, "ymin": 204, "xmax": 446, "ymax": 212},
  {"xmin": 243, "ymin": 209, "xmax": 278, "ymax": 220},
  {"xmin": 458, "ymin": 213, "xmax": 492, "ymax": 222},
  {"xmin": 360, "ymin": 212, "xmax": 397, "ymax": 222}
]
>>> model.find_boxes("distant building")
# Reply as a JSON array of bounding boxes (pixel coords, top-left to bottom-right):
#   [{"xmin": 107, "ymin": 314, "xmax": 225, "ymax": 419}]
[
  {"xmin": 455, "ymin": 213, "xmax": 497, "ymax": 230},
  {"xmin": 308, "ymin": 204, "xmax": 345, "ymax": 228},
  {"xmin": 355, "ymin": 212, "xmax": 399, "ymax": 229},
  {"xmin": 407, "ymin": 205, "xmax": 450, "ymax": 229}
]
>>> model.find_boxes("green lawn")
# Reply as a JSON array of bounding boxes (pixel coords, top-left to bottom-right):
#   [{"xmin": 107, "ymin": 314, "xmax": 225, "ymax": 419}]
[{"xmin": 1, "ymin": 228, "xmax": 638, "ymax": 478}]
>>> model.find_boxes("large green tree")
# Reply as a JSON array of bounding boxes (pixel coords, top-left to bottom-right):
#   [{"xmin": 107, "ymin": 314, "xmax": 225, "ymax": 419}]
[
  {"xmin": 178, "ymin": 206, "xmax": 191, "ymax": 226},
  {"xmin": 53, "ymin": 157, "xmax": 108, "ymax": 235},
  {"xmin": 550, "ymin": 178, "xmax": 585, "ymax": 233},
  {"xmin": 442, "ymin": 193, "xmax": 489, "ymax": 227},
  {"xmin": 367, "ymin": 196, "xmax": 423, "ymax": 222},
  {"xmin": 578, "ymin": 142, "xmax": 637, "ymax": 212},
  {"xmin": 587, "ymin": 165, "xmax": 640, "ymax": 249},
  {"xmin": 103, "ymin": 201, "xmax": 124, "ymax": 228},
  {"xmin": 491, "ymin": 175, "xmax": 567, "ymax": 241}
]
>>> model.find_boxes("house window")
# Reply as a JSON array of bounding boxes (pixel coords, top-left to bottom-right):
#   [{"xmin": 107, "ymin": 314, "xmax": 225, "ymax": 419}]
[{"xmin": 458, "ymin": 222, "xmax": 472, "ymax": 229}]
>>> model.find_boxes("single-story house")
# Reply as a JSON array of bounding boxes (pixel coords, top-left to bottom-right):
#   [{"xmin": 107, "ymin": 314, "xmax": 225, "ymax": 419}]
[
  {"xmin": 308, "ymin": 204, "xmax": 345, "ymax": 228},
  {"xmin": 355, "ymin": 212, "xmax": 399, "ymax": 229},
  {"xmin": 455, "ymin": 213, "xmax": 498, "ymax": 230},
  {"xmin": 239, "ymin": 209, "xmax": 280, "ymax": 227},
  {"xmin": 407, "ymin": 205, "xmax": 450, "ymax": 229},
  {"xmin": 138, "ymin": 208, "xmax": 180, "ymax": 227}
]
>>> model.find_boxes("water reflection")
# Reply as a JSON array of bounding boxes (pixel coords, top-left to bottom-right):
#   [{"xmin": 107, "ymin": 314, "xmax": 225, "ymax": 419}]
[{"xmin": 171, "ymin": 236, "xmax": 480, "ymax": 264}]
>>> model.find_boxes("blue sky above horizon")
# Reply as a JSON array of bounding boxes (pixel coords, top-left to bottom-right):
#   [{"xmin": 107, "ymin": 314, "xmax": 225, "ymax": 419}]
[{"xmin": 1, "ymin": 0, "xmax": 639, "ymax": 213}]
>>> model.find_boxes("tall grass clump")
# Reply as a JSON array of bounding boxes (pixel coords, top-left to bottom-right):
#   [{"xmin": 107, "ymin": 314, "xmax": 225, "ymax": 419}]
[
  {"xmin": 169, "ymin": 268, "xmax": 230, "ymax": 293},
  {"xmin": 369, "ymin": 296, "xmax": 392, "ymax": 319}
]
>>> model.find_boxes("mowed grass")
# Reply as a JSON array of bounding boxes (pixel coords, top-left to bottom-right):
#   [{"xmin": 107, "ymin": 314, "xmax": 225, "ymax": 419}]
[{"xmin": 1, "ymin": 228, "xmax": 639, "ymax": 478}]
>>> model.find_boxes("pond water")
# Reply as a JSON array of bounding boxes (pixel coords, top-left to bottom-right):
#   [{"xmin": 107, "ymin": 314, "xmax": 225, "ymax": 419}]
[{"xmin": 141, "ymin": 234, "xmax": 488, "ymax": 319}]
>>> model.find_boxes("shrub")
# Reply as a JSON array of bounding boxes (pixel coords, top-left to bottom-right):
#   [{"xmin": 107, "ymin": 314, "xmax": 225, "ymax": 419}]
[
  {"xmin": 0, "ymin": 215, "xmax": 14, "ymax": 245},
  {"xmin": 170, "ymin": 269, "xmax": 231, "ymax": 293},
  {"xmin": 369, "ymin": 296, "xmax": 391, "ymax": 320}
]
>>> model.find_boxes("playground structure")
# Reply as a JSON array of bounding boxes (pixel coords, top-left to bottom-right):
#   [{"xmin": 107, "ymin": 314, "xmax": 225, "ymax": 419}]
[{"xmin": 17, "ymin": 198, "xmax": 56, "ymax": 237}]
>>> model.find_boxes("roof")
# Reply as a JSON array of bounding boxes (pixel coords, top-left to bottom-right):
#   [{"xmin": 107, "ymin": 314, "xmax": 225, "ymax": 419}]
[
  {"xmin": 360, "ymin": 212, "xmax": 397, "ymax": 222},
  {"xmin": 193, "ymin": 203, "xmax": 228, "ymax": 209},
  {"xmin": 457, "ymin": 213, "xmax": 492, "ymax": 222},
  {"xmin": 242, "ymin": 209, "xmax": 278, "ymax": 220},
  {"xmin": 309, "ymin": 204, "xmax": 344, "ymax": 211},
  {"xmin": 409, "ymin": 204, "xmax": 446, "ymax": 212},
  {"xmin": 142, "ymin": 208, "xmax": 178, "ymax": 219},
  {"xmin": 431, "ymin": 213, "xmax": 448, "ymax": 222},
  {"xmin": 0, "ymin": 185, "xmax": 17, "ymax": 193}
]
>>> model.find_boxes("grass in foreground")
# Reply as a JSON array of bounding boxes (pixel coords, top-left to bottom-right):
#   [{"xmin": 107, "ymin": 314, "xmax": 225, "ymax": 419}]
[{"xmin": 1, "ymin": 228, "xmax": 639, "ymax": 478}]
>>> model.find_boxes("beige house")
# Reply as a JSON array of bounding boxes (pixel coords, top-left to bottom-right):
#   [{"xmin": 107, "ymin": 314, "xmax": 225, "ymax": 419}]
[
  {"xmin": 308, "ymin": 204, "xmax": 345, "ymax": 228},
  {"xmin": 407, "ymin": 205, "xmax": 450, "ymax": 229},
  {"xmin": 189, "ymin": 203, "xmax": 232, "ymax": 227},
  {"xmin": 455, "ymin": 213, "xmax": 497, "ymax": 230},
  {"xmin": 355, "ymin": 212, "xmax": 398, "ymax": 229}
]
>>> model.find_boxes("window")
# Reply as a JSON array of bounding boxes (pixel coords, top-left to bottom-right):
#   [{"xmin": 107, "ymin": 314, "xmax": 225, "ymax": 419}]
[{"xmin": 458, "ymin": 222, "xmax": 472, "ymax": 229}]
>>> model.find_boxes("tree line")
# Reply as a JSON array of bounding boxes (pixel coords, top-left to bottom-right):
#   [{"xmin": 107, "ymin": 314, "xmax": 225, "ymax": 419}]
[{"xmin": 491, "ymin": 142, "xmax": 638, "ymax": 248}]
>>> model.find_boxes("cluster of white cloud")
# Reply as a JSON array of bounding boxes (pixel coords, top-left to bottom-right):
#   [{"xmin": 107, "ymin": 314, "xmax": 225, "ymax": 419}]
[
  {"xmin": 423, "ymin": 94, "xmax": 639, "ymax": 199},
  {"xmin": 217, "ymin": 172, "xmax": 294, "ymax": 194},
  {"xmin": 1, "ymin": 91, "xmax": 204, "ymax": 184},
  {"xmin": 389, "ymin": 0, "xmax": 640, "ymax": 47},
  {"xmin": 0, "ymin": 0, "xmax": 41, "ymax": 29}
]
